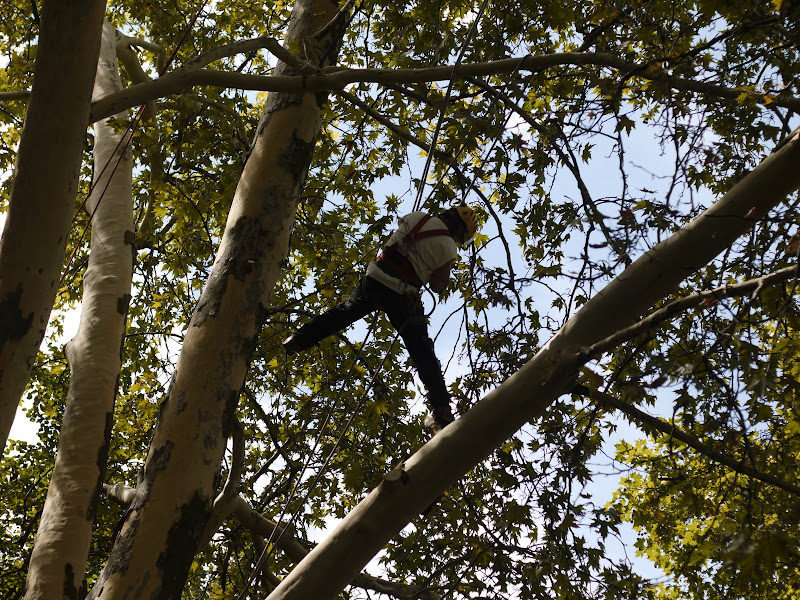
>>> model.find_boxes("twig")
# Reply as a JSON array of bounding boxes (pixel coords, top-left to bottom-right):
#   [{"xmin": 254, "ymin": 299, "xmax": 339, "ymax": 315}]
[
  {"xmin": 588, "ymin": 265, "xmax": 799, "ymax": 357},
  {"xmin": 582, "ymin": 386, "xmax": 800, "ymax": 497},
  {"xmin": 467, "ymin": 76, "xmax": 632, "ymax": 266}
]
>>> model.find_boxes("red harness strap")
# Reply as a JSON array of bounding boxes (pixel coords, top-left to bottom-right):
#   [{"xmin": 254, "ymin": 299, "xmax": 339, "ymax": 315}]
[{"xmin": 376, "ymin": 215, "xmax": 450, "ymax": 288}]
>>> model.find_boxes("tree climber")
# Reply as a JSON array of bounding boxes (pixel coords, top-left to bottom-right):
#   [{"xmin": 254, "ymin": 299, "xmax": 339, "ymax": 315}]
[{"xmin": 282, "ymin": 206, "xmax": 479, "ymax": 432}]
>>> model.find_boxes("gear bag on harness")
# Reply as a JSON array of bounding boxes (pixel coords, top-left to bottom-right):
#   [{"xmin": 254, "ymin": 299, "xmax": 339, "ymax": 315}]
[{"xmin": 375, "ymin": 214, "xmax": 451, "ymax": 288}]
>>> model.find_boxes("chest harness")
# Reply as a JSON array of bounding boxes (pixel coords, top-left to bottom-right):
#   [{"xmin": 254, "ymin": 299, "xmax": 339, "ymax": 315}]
[{"xmin": 375, "ymin": 215, "xmax": 451, "ymax": 288}]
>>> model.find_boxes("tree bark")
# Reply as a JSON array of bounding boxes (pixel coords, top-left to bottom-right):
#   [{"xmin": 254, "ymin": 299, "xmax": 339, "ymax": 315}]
[
  {"xmin": 0, "ymin": 0, "xmax": 107, "ymax": 455},
  {"xmin": 86, "ymin": 1, "xmax": 344, "ymax": 599},
  {"xmin": 24, "ymin": 21, "xmax": 134, "ymax": 600},
  {"xmin": 104, "ymin": 484, "xmax": 441, "ymax": 600},
  {"xmin": 265, "ymin": 133, "xmax": 800, "ymax": 599}
]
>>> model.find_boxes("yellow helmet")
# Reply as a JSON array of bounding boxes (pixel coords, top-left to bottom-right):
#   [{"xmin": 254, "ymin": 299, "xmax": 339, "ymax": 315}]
[{"xmin": 453, "ymin": 206, "xmax": 478, "ymax": 244}]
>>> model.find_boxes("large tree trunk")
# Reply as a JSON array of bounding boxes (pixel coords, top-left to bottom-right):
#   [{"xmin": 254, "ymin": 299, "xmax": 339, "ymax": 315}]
[
  {"xmin": 23, "ymin": 21, "xmax": 134, "ymax": 600},
  {"xmin": 265, "ymin": 132, "xmax": 800, "ymax": 600},
  {"xmin": 86, "ymin": 1, "xmax": 344, "ymax": 598},
  {"xmin": 0, "ymin": 0, "xmax": 107, "ymax": 455}
]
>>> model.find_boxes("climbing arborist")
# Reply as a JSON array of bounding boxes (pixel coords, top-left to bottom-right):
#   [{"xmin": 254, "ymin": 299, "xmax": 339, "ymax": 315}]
[{"xmin": 282, "ymin": 206, "xmax": 479, "ymax": 432}]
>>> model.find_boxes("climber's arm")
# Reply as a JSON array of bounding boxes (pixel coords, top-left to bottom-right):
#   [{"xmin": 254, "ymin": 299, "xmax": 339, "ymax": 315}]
[{"xmin": 429, "ymin": 260, "xmax": 454, "ymax": 294}]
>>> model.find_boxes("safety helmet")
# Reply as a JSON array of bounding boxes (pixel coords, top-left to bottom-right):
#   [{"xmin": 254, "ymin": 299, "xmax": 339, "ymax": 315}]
[{"xmin": 453, "ymin": 206, "xmax": 478, "ymax": 244}]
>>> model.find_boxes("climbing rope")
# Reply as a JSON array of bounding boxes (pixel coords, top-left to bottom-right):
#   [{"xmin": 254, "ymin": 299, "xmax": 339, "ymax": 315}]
[{"xmin": 412, "ymin": 0, "xmax": 492, "ymax": 213}]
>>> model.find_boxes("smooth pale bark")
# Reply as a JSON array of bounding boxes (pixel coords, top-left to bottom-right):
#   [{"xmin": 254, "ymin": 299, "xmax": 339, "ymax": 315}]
[
  {"xmin": 266, "ymin": 132, "xmax": 800, "ymax": 600},
  {"xmin": 86, "ymin": 1, "xmax": 344, "ymax": 599},
  {"xmin": 24, "ymin": 21, "xmax": 134, "ymax": 600},
  {"xmin": 0, "ymin": 0, "xmax": 107, "ymax": 455}
]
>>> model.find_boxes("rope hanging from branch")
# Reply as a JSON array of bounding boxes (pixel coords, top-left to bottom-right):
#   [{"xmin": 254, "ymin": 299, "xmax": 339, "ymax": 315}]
[{"xmin": 413, "ymin": 0, "xmax": 491, "ymax": 213}]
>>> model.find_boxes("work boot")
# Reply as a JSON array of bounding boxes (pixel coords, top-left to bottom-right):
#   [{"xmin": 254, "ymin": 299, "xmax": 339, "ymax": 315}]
[
  {"xmin": 431, "ymin": 403, "xmax": 455, "ymax": 428},
  {"xmin": 282, "ymin": 335, "xmax": 302, "ymax": 356},
  {"xmin": 423, "ymin": 403, "xmax": 455, "ymax": 436}
]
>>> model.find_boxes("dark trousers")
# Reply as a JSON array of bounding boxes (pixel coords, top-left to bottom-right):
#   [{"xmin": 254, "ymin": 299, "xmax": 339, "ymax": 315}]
[{"xmin": 290, "ymin": 276, "xmax": 450, "ymax": 406}]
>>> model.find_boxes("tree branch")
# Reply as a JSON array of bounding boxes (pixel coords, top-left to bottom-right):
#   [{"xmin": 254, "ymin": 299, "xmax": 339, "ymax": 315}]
[
  {"xmin": 102, "ymin": 483, "xmax": 440, "ymax": 600},
  {"xmin": 0, "ymin": 90, "xmax": 30, "ymax": 101},
  {"xmin": 196, "ymin": 418, "xmax": 247, "ymax": 548},
  {"xmin": 104, "ymin": 482, "xmax": 137, "ymax": 505},
  {"xmin": 583, "ymin": 386, "xmax": 800, "ymax": 497},
  {"xmin": 88, "ymin": 51, "xmax": 800, "ymax": 124},
  {"xmin": 216, "ymin": 418, "xmax": 246, "ymax": 509},
  {"xmin": 115, "ymin": 28, "xmax": 161, "ymax": 123},
  {"xmin": 184, "ymin": 35, "xmax": 319, "ymax": 75},
  {"xmin": 115, "ymin": 32, "xmax": 165, "ymax": 68},
  {"xmin": 252, "ymin": 535, "xmax": 282, "ymax": 589}
]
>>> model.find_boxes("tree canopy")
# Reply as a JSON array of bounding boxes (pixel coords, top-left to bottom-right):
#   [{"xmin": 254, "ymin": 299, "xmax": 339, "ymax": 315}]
[{"xmin": 1, "ymin": 0, "xmax": 799, "ymax": 598}]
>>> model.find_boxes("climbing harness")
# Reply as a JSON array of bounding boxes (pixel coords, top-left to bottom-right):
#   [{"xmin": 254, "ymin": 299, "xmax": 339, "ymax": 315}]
[{"xmin": 375, "ymin": 214, "xmax": 451, "ymax": 288}]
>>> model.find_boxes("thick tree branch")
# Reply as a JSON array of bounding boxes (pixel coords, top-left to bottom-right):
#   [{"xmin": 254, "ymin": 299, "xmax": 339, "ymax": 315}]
[
  {"xmin": 198, "ymin": 416, "xmax": 246, "ymax": 548},
  {"xmin": 584, "ymin": 387, "xmax": 800, "ymax": 497},
  {"xmin": 0, "ymin": 0, "xmax": 107, "ymax": 455},
  {"xmin": 184, "ymin": 35, "xmax": 318, "ymax": 74},
  {"xmin": 214, "ymin": 418, "xmax": 245, "ymax": 510},
  {"xmin": 115, "ymin": 31, "xmax": 164, "ymax": 83},
  {"xmin": 0, "ymin": 90, "xmax": 30, "ymax": 101},
  {"xmin": 88, "ymin": 52, "xmax": 800, "ymax": 124},
  {"xmin": 115, "ymin": 32, "xmax": 165, "ymax": 70},
  {"xmin": 104, "ymin": 482, "xmax": 136, "ymax": 505},
  {"xmin": 115, "ymin": 28, "xmax": 161, "ymax": 123},
  {"xmin": 103, "ymin": 483, "xmax": 439, "ymax": 600}
]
